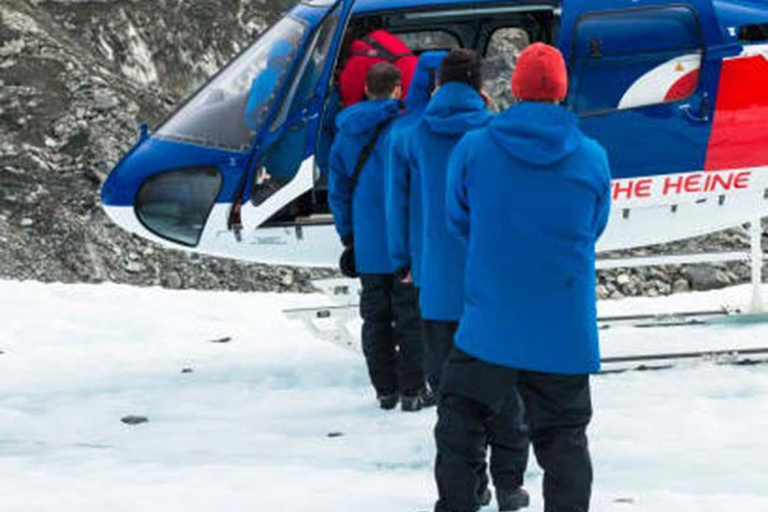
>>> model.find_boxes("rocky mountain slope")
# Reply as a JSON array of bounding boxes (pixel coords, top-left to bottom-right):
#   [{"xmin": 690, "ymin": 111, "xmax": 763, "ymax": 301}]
[
  {"xmin": 1, "ymin": 0, "xmax": 330, "ymax": 292},
  {"xmin": 0, "ymin": 0, "xmax": 762, "ymax": 296}
]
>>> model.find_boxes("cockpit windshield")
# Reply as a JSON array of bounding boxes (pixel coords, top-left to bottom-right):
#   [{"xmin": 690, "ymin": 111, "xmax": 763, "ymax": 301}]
[{"xmin": 156, "ymin": 16, "xmax": 308, "ymax": 151}]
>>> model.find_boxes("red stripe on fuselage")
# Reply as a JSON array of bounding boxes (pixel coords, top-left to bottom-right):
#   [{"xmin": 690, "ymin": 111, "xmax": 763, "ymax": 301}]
[
  {"xmin": 665, "ymin": 70, "xmax": 699, "ymax": 102},
  {"xmin": 705, "ymin": 53, "xmax": 768, "ymax": 171}
]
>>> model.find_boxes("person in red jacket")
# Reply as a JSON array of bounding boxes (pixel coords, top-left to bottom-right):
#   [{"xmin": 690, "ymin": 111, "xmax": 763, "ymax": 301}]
[{"xmin": 339, "ymin": 30, "xmax": 418, "ymax": 107}]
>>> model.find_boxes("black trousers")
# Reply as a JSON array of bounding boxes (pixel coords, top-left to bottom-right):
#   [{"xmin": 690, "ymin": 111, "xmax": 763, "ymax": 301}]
[
  {"xmin": 421, "ymin": 320, "xmax": 456, "ymax": 393},
  {"xmin": 359, "ymin": 274, "xmax": 424, "ymax": 396},
  {"xmin": 424, "ymin": 321, "xmax": 530, "ymax": 495},
  {"xmin": 435, "ymin": 348, "xmax": 593, "ymax": 512}
]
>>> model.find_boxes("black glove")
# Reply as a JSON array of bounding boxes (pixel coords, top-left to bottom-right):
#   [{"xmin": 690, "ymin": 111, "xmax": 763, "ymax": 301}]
[
  {"xmin": 340, "ymin": 247, "xmax": 358, "ymax": 278},
  {"xmin": 341, "ymin": 235, "xmax": 354, "ymax": 248}
]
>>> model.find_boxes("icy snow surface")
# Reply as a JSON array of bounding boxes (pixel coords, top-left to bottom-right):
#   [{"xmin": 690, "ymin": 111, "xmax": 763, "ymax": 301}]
[{"xmin": 1, "ymin": 280, "xmax": 767, "ymax": 512}]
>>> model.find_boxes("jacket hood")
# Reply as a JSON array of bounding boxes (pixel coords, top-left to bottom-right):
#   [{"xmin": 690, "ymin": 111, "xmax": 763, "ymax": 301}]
[
  {"xmin": 336, "ymin": 99, "xmax": 401, "ymax": 136},
  {"xmin": 423, "ymin": 82, "xmax": 491, "ymax": 135},
  {"xmin": 405, "ymin": 51, "xmax": 448, "ymax": 112},
  {"xmin": 489, "ymin": 102, "xmax": 581, "ymax": 166}
]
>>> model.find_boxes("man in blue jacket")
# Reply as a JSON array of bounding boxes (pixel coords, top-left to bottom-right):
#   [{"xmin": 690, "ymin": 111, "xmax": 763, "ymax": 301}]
[
  {"xmin": 409, "ymin": 49, "xmax": 530, "ymax": 512},
  {"xmin": 386, "ymin": 51, "xmax": 447, "ymax": 409},
  {"xmin": 438, "ymin": 43, "xmax": 612, "ymax": 512},
  {"xmin": 328, "ymin": 63, "xmax": 426, "ymax": 412}
]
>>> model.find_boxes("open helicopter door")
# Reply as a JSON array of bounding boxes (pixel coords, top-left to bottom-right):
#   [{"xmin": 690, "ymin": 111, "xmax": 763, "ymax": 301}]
[
  {"xmin": 101, "ymin": 0, "xmax": 358, "ymax": 266},
  {"xmin": 559, "ymin": 0, "xmax": 750, "ymax": 252}
]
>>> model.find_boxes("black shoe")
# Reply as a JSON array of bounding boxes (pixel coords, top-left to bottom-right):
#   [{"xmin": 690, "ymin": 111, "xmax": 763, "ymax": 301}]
[
  {"xmin": 478, "ymin": 487, "xmax": 492, "ymax": 507},
  {"xmin": 419, "ymin": 387, "xmax": 437, "ymax": 408},
  {"xmin": 378, "ymin": 393, "xmax": 399, "ymax": 411},
  {"xmin": 401, "ymin": 393, "xmax": 422, "ymax": 412},
  {"xmin": 497, "ymin": 488, "xmax": 530, "ymax": 511}
]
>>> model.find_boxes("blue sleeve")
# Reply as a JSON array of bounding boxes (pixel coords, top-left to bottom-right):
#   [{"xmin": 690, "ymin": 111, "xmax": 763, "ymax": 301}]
[
  {"xmin": 446, "ymin": 136, "xmax": 471, "ymax": 244},
  {"xmin": 386, "ymin": 131, "xmax": 412, "ymax": 272},
  {"xmin": 594, "ymin": 148, "xmax": 612, "ymax": 240},
  {"xmin": 328, "ymin": 140, "xmax": 353, "ymax": 239},
  {"xmin": 316, "ymin": 90, "xmax": 342, "ymax": 175}
]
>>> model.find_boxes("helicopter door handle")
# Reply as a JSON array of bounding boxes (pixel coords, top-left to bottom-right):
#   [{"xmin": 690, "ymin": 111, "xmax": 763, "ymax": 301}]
[{"xmin": 679, "ymin": 93, "xmax": 710, "ymax": 124}]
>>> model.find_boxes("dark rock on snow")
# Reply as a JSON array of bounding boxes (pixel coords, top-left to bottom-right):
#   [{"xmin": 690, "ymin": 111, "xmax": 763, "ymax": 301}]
[{"xmin": 120, "ymin": 415, "xmax": 149, "ymax": 425}]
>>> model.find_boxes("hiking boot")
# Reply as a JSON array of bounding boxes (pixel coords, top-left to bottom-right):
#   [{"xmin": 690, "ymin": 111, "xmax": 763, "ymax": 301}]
[
  {"xmin": 497, "ymin": 487, "xmax": 530, "ymax": 511},
  {"xmin": 401, "ymin": 393, "xmax": 422, "ymax": 412},
  {"xmin": 378, "ymin": 393, "xmax": 399, "ymax": 411},
  {"xmin": 419, "ymin": 387, "xmax": 437, "ymax": 408}
]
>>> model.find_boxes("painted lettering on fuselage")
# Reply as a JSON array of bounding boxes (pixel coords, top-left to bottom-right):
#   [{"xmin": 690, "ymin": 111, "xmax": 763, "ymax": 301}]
[{"xmin": 612, "ymin": 170, "xmax": 752, "ymax": 203}]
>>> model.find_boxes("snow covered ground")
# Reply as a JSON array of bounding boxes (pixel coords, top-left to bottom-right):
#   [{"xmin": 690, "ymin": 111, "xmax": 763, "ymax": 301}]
[{"xmin": 1, "ymin": 280, "xmax": 768, "ymax": 512}]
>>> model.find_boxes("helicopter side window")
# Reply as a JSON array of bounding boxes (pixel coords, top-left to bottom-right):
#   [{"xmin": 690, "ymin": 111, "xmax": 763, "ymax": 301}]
[
  {"xmin": 395, "ymin": 31, "xmax": 461, "ymax": 52},
  {"xmin": 483, "ymin": 28, "xmax": 531, "ymax": 112},
  {"xmin": 155, "ymin": 17, "xmax": 307, "ymax": 151},
  {"xmin": 740, "ymin": 23, "xmax": 768, "ymax": 43},
  {"xmin": 571, "ymin": 6, "xmax": 703, "ymax": 116},
  {"xmin": 252, "ymin": 6, "xmax": 341, "ymax": 210},
  {"xmin": 135, "ymin": 168, "xmax": 222, "ymax": 247}
]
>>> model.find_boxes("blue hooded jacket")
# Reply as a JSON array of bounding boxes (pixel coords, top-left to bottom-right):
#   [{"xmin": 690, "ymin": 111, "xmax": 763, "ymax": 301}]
[
  {"xmin": 410, "ymin": 82, "xmax": 492, "ymax": 321},
  {"xmin": 447, "ymin": 102, "xmax": 612, "ymax": 374},
  {"xmin": 328, "ymin": 99, "xmax": 401, "ymax": 274},
  {"xmin": 386, "ymin": 51, "xmax": 447, "ymax": 285}
]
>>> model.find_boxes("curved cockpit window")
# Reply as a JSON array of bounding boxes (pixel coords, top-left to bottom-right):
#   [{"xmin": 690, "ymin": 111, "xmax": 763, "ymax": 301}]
[
  {"xmin": 135, "ymin": 168, "xmax": 223, "ymax": 247},
  {"xmin": 156, "ymin": 17, "xmax": 308, "ymax": 151}
]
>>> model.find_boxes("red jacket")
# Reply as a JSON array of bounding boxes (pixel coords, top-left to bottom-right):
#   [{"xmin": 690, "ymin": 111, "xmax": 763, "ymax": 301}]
[{"xmin": 339, "ymin": 30, "xmax": 418, "ymax": 106}]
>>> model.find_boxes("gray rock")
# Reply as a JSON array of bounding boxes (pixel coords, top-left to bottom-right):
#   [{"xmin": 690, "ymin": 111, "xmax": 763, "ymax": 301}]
[
  {"xmin": 673, "ymin": 279, "xmax": 690, "ymax": 293},
  {"xmin": 124, "ymin": 261, "xmax": 145, "ymax": 273},
  {"xmin": 610, "ymin": 290, "xmax": 625, "ymax": 300},
  {"xmin": 93, "ymin": 89, "xmax": 119, "ymax": 111},
  {"xmin": 683, "ymin": 265, "xmax": 731, "ymax": 291}
]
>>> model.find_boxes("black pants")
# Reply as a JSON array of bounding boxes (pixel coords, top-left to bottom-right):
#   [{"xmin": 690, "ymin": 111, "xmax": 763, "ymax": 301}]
[
  {"xmin": 359, "ymin": 274, "xmax": 424, "ymax": 396},
  {"xmin": 421, "ymin": 320, "xmax": 457, "ymax": 392},
  {"xmin": 425, "ymin": 321, "xmax": 530, "ymax": 495},
  {"xmin": 435, "ymin": 348, "xmax": 593, "ymax": 512}
]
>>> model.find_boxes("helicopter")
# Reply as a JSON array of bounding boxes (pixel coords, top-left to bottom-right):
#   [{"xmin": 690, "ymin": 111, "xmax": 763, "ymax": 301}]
[{"xmin": 101, "ymin": 0, "xmax": 768, "ymax": 294}]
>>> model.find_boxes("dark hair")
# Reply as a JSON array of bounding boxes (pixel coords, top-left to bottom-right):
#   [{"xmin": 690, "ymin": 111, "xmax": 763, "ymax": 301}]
[
  {"xmin": 366, "ymin": 62, "xmax": 402, "ymax": 98},
  {"xmin": 439, "ymin": 49, "xmax": 483, "ymax": 91}
]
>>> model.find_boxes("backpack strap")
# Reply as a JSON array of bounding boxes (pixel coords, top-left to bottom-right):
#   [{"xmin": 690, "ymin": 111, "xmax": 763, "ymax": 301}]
[
  {"xmin": 350, "ymin": 117, "xmax": 396, "ymax": 194},
  {"xmin": 360, "ymin": 35, "xmax": 414, "ymax": 62}
]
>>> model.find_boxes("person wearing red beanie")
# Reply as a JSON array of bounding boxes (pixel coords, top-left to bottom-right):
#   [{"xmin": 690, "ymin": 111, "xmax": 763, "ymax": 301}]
[{"xmin": 434, "ymin": 42, "xmax": 613, "ymax": 512}]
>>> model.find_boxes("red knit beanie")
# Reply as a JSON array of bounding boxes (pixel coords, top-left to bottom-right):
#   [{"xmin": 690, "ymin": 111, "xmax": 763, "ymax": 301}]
[{"xmin": 511, "ymin": 43, "xmax": 568, "ymax": 102}]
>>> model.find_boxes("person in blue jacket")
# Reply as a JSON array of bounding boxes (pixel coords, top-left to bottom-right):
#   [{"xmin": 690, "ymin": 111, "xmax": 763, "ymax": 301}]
[
  {"xmin": 436, "ymin": 43, "xmax": 612, "ymax": 512},
  {"xmin": 408, "ymin": 50, "xmax": 492, "ymax": 387},
  {"xmin": 409, "ymin": 49, "xmax": 530, "ymax": 512},
  {"xmin": 386, "ymin": 51, "xmax": 447, "ymax": 288},
  {"xmin": 328, "ymin": 63, "xmax": 427, "ymax": 412}
]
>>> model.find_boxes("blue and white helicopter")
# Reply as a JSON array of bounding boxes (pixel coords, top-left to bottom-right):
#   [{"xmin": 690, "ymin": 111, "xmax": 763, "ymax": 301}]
[{"xmin": 101, "ymin": 0, "xmax": 768, "ymax": 363}]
